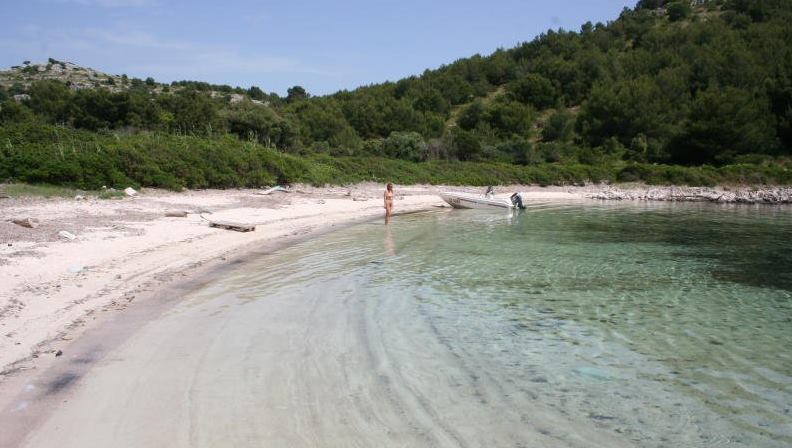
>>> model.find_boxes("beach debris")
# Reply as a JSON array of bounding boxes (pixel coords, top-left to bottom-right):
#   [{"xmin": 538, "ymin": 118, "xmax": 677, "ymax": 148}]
[
  {"xmin": 74, "ymin": 194, "xmax": 86, "ymax": 200},
  {"xmin": 257, "ymin": 185, "xmax": 290, "ymax": 195},
  {"xmin": 123, "ymin": 187, "xmax": 137, "ymax": 197},
  {"xmin": 316, "ymin": 199, "xmax": 326, "ymax": 204},
  {"xmin": 208, "ymin": 219, "xmax": 255, "ymax": 232},
  {"xmin": 54, "ymin": 350, "xmax": 63, "ymax": 357},
  {"xmin": 352, "ymin": 197, "xmax": 368, "ymax": 202},
  {"xmin": 68, "ymin": 265, "xmax": 83, "ymax": 274},
  {"xmin": 58, "ymin": 230, "xmax": 77, "ymax": 240},
  {"xmin": 165, "ymin": 210, "xmax": 190, "ymax": 218},
  {"xmin": 11, "ymin": 218, "xmax": 39, "ymax": 229}
]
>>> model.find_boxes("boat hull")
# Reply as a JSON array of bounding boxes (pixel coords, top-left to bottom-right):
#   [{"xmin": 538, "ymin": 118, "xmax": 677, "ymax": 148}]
[{"xmin": 439, "ymin": 192, "xmax": 514, "ymax": 209}]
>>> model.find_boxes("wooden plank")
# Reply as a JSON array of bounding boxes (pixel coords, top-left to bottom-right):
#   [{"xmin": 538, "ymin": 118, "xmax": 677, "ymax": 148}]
[{"xmin": 208, "ymin": 220, "xmax": 256, "ymax": 232}]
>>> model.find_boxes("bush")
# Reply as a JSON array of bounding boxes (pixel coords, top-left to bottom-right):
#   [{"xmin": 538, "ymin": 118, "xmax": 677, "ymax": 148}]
[
  {"xmin": 383, "ymin": 131, "xmax": 428, "ymax": 162},
  {"xmin": 0, "ymin": 123, "xmax": 789, "ymax": 190},
  {"xmin": 667, "ymin": 2, "xmax": 691, "ymax": 21},
  {"xmin": 506, "ymin": 74, "xmax": 558, "ymax": 110}
]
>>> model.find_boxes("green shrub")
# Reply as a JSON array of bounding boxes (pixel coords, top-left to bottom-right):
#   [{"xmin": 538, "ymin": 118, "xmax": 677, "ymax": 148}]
[{"xmin": 0, "ymin": 123, "xmax": 789, "ymax": 189}]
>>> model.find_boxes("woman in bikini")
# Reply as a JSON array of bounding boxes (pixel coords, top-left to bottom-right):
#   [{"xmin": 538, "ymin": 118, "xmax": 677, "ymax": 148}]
[{"xmin": 384, "ymin": 183, "xmax": 394, "ymax": 223}]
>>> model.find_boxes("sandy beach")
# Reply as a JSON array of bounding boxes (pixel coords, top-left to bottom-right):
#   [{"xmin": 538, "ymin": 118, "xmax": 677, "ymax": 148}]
[
  {"xmin": 2, "ymin": 182, "xmax": 788, "ymax": 378},
  {"xmin": 2, "ymin": 181, "xmax": 788, "ymax": 378},
  {"xmin": 0, "ymin": 185, "xmax": 432, "ymax": 375},
  {"xmin": 1, "ymin": 183, "xmax": 790, "ymax": 447},
  {"xmin": 0, "ymin": 183, "xmax": 589, "ymax": 446},
  {"xmin": 0, "ymin": 184, "xmax": 579, "ymax": 374}
]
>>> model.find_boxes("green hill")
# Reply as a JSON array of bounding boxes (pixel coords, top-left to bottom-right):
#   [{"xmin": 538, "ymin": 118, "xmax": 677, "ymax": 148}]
[{"xmin": 1, "ymin": 0, "xmax": 791, "ymax": 188}]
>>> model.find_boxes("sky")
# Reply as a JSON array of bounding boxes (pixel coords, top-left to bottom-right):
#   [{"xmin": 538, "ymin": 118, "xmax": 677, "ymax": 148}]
[{"xmin": 1, "ymin": 0, "xmax": 635, "ymax": 96}]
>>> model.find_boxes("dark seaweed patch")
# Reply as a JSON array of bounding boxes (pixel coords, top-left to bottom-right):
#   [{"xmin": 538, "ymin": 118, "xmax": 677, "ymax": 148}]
[{"xmin": 45, "ymin": 372, "xmax": 80, "ymax": 395}]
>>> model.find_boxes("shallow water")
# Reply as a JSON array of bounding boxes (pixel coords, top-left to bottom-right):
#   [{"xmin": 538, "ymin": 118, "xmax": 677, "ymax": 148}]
[{"xmin": 21, "ymin": 202, "xmax": 792, "ymax": 447}]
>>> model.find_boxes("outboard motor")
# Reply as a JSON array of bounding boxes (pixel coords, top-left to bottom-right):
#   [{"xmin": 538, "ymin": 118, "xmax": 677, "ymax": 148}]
[{"xmin": 510, "ymin": 193, "xmax": 525, "ymax": 210}]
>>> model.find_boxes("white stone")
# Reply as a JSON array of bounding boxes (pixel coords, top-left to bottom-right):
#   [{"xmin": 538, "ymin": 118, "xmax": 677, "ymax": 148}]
[{"xmin": 58, "ymin": 230, "xmax": 76, "ymax": 240}]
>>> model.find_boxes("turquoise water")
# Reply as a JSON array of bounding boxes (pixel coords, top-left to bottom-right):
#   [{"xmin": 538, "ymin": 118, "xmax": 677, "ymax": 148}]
[
  {"xmin": 22, "ymin": 201, "xmax": 792, "ymax": 448},
  {"xmin": 290, "ymin": 202, "xmax": 792, "ymax": 446}
]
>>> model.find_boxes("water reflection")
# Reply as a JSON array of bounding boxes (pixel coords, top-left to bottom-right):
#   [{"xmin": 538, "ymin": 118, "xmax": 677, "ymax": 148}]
[{"xmin": 383, "ymin": 223, "xmax": 395, "ymax": 256}]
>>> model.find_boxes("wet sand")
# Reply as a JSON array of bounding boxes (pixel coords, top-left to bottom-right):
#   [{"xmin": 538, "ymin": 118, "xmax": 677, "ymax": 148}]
[{"xmin": 3, "ymin": 227, "xmax": 630, "ymax": 448}]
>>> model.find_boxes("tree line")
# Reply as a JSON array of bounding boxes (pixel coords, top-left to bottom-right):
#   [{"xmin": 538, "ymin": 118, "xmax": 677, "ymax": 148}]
[{"xmin": 1, "ymin": 0, "xmax": 791, "ymax": 168}]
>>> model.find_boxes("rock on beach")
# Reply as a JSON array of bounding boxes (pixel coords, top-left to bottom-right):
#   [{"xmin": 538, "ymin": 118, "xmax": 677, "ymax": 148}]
[{"xmin": 586, "ymin": 186, "xmax": 792, "ymax": 204}]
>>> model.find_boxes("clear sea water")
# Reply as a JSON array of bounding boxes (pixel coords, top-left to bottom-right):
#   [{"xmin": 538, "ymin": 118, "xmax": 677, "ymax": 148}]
[
  {"xmin": 266, "ymin": 201, "xmax": 791, "ymax": 447},
  {"xmin": 23, "ymin": 201, "xmax": 792, "ymax": 448}
]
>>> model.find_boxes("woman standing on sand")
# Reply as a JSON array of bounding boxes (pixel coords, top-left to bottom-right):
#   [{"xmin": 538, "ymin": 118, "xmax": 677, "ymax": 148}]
[{"xmin": 384, "ymin": 183, "xmax": 394, "ymax": 222}]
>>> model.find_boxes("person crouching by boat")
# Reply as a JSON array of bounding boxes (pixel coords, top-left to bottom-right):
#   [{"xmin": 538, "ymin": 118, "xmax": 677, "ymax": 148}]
[
  {"xmin": 484, "ymin": 185, "xmax": 495, "ymax": 198},
  {"xmin": 384, "ymin": 183, "xmax": 394, "ymax": 223}
]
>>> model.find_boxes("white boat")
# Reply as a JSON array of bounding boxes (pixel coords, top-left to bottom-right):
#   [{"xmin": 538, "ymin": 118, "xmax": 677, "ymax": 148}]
[{"xmin": 439, "ymin": 192, "xmax": 515, "ymax": 209}]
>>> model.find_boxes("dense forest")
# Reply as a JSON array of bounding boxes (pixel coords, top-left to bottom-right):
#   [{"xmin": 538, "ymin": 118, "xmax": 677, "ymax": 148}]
[{"xmin": 1, "ymin": 0, "xmax": 791, "ymax": 189}]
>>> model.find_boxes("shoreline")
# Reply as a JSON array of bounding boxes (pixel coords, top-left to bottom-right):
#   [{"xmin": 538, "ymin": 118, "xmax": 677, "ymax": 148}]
[
  {"xmin": 0, "ymin": 183, "xmax": 788, "ymax": 386},
  {"xmin": 0, "ymin": 208, "xmax": 447, "ymax": 448},
  {"xmin": 0, "ymin": 182, "xmax": 789, "ymax": 445},
  {"xmin": 0, "ymin": 186, "xmax": 450, "ymax": 377},
  {"xmin": 583, "ymin": 184, "xmax": 792, "ymax": 204}
]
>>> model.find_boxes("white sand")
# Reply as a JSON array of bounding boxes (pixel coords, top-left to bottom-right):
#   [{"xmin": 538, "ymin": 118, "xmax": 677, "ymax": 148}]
[
  {"xmin": 0, "ymin": 187, "xmax": 459, "ymax": 375},
  {"xmin": 1, "ymin": 185, "xmax": 586, "ymax": 375}
]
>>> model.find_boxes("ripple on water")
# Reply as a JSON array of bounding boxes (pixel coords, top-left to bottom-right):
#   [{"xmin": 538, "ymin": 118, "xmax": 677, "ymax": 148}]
[{"xmin": 201, "ymin": 203, "xmax": 792, "ymax": 447}]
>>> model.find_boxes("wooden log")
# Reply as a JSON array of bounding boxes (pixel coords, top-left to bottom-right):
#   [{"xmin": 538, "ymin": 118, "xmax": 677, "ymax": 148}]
[
  {"xmin": 11, "ymin": 217, "xmax": 39, "ymax": 228},
  {"xmin": 208, "ymin": 220, "xmax": 256, "ymax": 232}
]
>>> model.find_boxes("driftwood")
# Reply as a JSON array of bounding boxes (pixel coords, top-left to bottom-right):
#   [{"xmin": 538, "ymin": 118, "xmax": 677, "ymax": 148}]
[
  {"xmin": 11, "ymin": 218, "xmax": 39, "ymax": 228},
  {"xmin": 165, "ymin": 210, "xmax": 190, "ymax": 218},
  {"xmin": 208, "ymin": 220, "xmax": 256, "ymax": 232},
  {"xmin": 257, "ymin": 186, "xmax": 290, "ymax": 196}
]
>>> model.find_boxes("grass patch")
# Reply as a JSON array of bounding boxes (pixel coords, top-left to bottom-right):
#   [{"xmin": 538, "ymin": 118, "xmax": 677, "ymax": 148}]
[
  {"xmin": 97, "ymin": 189, "xmax": 126, "ymax": 199},
  {"xmin": 1, "ymin": 183, "xmax": 127, "ymax": 199},
  {"xmin": 1, "ymin": 183, "xmax": 79, "ymax": 198}
]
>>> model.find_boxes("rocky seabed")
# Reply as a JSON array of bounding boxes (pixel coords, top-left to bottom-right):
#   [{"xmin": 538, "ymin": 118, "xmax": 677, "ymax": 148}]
[{"xmin": 586, "ymin": 186, "xmax": 792, "ymax": 204}]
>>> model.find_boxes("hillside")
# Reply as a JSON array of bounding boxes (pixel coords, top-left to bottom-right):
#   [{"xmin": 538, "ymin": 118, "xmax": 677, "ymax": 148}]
[
  {"xmin": 1, "ymin": 0, "xmax": 791, "ymax": 189},
  {"xmin": 0, "ymin": 59, "xmax": 122, "ymax": 92},
  {"xmin": 0, "ymin": 58, "xmax": 267, "ymax": 103}
]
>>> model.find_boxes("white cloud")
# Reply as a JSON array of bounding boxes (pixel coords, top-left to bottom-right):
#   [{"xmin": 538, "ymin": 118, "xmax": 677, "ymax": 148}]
[{"xmin": 84, "ymin": 29, "xmax": 189, "ymax": 50}]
